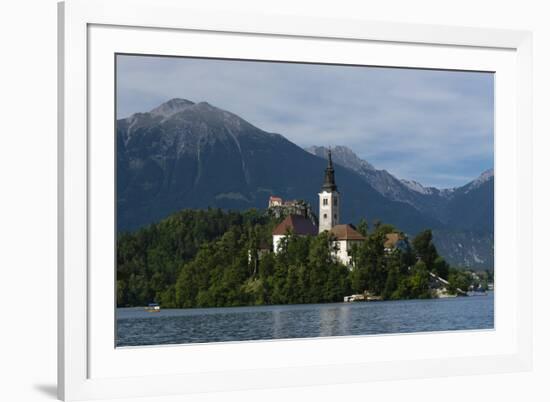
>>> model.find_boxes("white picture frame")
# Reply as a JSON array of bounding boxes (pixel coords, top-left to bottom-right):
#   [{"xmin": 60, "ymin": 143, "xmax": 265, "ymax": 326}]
[{"xmin": 58, "ymin": 0, "xmax": 533, "ymax": 400}]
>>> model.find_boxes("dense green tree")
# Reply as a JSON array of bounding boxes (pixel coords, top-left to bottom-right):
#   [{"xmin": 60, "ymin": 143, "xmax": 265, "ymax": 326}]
[
  {"xmin": 382, "ymin": 253, "xmax": 401, "ymax": 299},
  {"xmin": 412, "ymin": 229, "xmax": 438, "ymax": 270},
  {"xmin": 409, "ymin": 260, "xmax": 432, "ymax": 299},
  {"xmin": 357, "ymin": 218, "xmax": 369, "ymax": 236},
  {"xmin": 306, "ymin": 232, "xmax": 337, "ymax": 303},
  {"xmin": 433, "ymin": 256, "xmax": 450, "ymax": 280},
  {"xmin": 352, "ymin": 228, "xmax": 387, "ymax": 295},
  {"xmin": 447, "ymin": 269, "xmax": 472, "ymax": 294},
  {"xmin": 398, "ymin": 241, "xmax": 416, "ymax": 274}
]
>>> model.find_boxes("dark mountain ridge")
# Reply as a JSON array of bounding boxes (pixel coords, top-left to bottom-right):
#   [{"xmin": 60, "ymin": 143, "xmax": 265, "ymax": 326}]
[
  {"xmin": 117, "ymin": 99, "xmax": 441, "ymax": 236},
  {"xmin": 117, "ymin": 98, "xmax": 493, "ymax": 268}
]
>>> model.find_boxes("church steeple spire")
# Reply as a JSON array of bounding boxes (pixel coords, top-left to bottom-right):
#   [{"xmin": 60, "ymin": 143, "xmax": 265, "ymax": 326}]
[
  {"xmin": 318, "ymin": 147, "xmax": 340, "ymax": 233},
  {"xmin": 322, "ymin": 148, "xmax": 338, "ymax": 192}
]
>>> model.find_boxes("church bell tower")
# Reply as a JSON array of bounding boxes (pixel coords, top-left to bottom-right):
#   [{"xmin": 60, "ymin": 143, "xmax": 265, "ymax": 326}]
[{"xmin": 318, "ymin": 149, "xmax": 340, "ymax": 233}]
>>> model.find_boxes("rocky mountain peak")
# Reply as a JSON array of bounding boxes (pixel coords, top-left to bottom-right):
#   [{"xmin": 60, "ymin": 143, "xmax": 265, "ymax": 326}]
[
  {"xmin": 149, "ymin": 98, "xmax": 195, "ymax": 119},
  {"xmin": 306, "ymin": 145, "xmax": 375, "ymax": 172},
  {"xmin": 473, "ymin": 168, "xmax": 494, "ymax": 184},
  {"xmin": 400, "ymin": 179, "xmax": 438, "ymax": 195},
  {"xmin": 463, "ymin": 168, "xmax": 494, "ymax": 193}
]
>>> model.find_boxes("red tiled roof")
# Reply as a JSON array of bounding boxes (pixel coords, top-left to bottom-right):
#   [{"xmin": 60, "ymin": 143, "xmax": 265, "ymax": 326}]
[
  {"xmin": 330, "ymin": 224, "xmax": 366, "ymax": 241},
  {"xmin": 272, "ymin": 215, "xmax": 318, "ymax": 236},
  {"xmin": 269, "ymin": 196, "xmax": 282, "ymax": 202}
]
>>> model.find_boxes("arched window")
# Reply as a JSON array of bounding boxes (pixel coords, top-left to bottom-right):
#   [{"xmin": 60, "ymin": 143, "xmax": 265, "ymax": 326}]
[{"xmin": 323, "ymin": 198, "xmax": 328, "ymax": 206}]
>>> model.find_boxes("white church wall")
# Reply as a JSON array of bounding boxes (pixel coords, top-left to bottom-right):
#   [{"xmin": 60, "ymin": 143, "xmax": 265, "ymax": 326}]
[
  {"xmin": 272, "ymin": 235, "xmax": 284, "ymax": 253},
  {"xmin": 335, "ymin": 240, "xmax": 351, "ymax": 266},
  {"xmin": 318, "ymin": 190, "xmax": 340, "ymax": 233}
]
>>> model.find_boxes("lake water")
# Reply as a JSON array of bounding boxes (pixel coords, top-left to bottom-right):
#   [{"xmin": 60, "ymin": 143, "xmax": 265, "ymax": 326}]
[{"xmin": 116, "ymin": 293, "xmax": 494, "ymax": 347}]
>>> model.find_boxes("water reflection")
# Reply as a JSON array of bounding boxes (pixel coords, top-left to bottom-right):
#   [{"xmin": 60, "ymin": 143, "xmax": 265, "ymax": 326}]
[
  {"xmin": 319, "ymin": 306, "xmax": 351, "ymax": 336},
  {"xmin": 117, "ymin": 294, "xmax": 494, "ymax": 347},
  {"xmin": 272, "ymin": 309, "xmax": 282, "ymax": 339}
]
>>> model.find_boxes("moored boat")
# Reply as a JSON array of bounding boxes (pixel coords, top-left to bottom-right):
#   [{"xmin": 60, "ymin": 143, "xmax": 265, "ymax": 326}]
[
  {"xmin": 466, "ymin": 290, "xmax": 488, "ymax": 297},
  {"xmin": 144, "ymin": 303, "xmax": 160, "ymax": 312},
  {"xmin": 343, "ymin": 293, "xmax": 382, "ymax": 302}
]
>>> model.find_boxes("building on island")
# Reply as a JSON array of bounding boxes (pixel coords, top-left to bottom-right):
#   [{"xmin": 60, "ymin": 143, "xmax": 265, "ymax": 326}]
[
  {"xmin": 268, "ymin": 196, "xmax": 283, "ymax": 207},
  {"xmin": 318, "ymin": 149, "xmax": 340, "ymax": 232},
  {"xmin": 329, "ymin": 224, "xmax": 366, "ymax": 266},
  {"xmin": 317, "ymin": 149, "xmax": 366, "ymax": 264},
  {"xmin": 267, "ymin": 196, "xmax": 314, "ymax": 220},
  {"xmin": 270, "ymin": 148, "xmax": 366, "ymax": 266},
  {"xmin": 272, "ymin": 214, "xmax": 318, "ymax": 253}
]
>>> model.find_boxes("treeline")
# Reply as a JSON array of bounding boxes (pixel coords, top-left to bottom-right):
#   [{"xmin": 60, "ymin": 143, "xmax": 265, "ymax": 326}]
[
  {"xmin": 117, "ymin": 208, "xmax": 490, "ymax": 308},
  {"xmin": 116, "ymin": 208, "xmax": 275, "ymax": 307}
]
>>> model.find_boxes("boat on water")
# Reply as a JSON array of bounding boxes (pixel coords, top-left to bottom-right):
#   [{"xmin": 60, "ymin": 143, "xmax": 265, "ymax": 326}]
[
  {"xmin": 343, "ymin": 293, "xmax": 382, "ymax": 302},
  {"xmin": 467, "ymin": 290, "xmax": 488, "ymax": 297},
  {"xmin": 437, "ymin": 292, "xmax": 458, "ymax": 298},
  {"xmin": 433, "ymin": 288, "xmax": 458, "ymax": 298},
  {"xmin": 467, "ymin": 285, "xmax": 489, "ymax": 297},
  {"xmin": 144, "ymin": 303, "xmax": 161, "ymax": 312}
]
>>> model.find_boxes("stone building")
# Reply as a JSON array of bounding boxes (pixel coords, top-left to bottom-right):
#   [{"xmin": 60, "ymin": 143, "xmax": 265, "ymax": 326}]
[{"xmin": 267, "ymin": 196, "xmax": 314, "ymax": 221}]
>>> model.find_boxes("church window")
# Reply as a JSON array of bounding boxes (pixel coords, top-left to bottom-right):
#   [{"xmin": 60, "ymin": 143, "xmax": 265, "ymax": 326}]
[
  {"xmin": 323, "ymin": 198, "xmax": 328, "ymax": 206},
  {"xmin": 334, "ymin": 213, "xmax": 338, "ymax": 220},
  {"xmin": 323, "ymin": 213, "xmax": 327, "ymax": 219},
  {"xmin": 334, "ymin": 197, "xmax": 338, "ymax": 206}
]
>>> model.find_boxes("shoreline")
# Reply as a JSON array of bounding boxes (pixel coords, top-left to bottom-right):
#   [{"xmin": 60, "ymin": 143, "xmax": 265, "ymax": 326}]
[{"xmin": 117, "ymin": 291, "xmax": 494, "ymax": 313}]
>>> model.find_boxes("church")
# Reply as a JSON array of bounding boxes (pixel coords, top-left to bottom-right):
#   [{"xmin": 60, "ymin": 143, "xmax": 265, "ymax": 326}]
[{"xmin": 271, "ymin": 149, "xmax": 366, "ymax": 266}]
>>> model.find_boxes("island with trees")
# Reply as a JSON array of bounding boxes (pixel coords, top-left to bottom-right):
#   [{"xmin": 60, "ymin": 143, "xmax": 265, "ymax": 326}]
[{"xmin": 116, "ymin": 208, "xmax": 493, "ymax": 308}]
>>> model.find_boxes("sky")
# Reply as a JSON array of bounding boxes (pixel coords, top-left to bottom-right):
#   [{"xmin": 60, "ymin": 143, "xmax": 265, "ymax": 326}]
[{"xmin": 116, "ymin": 54, "xmax": 494, "ymax": 189}]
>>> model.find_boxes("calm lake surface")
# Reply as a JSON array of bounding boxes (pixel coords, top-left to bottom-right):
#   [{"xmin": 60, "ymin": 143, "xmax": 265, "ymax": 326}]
[{"xmin": 116, "ymin": 293, "xmax": 494, "ymax": 347}]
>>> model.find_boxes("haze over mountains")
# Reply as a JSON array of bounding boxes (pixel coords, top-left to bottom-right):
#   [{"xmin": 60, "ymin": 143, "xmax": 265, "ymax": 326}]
[{"xmin": 117, "ymin": 98, "xmax": 494, "ymax": 269}]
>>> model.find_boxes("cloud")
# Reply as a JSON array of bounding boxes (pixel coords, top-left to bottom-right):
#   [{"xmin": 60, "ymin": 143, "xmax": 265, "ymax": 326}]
[{"xmin": 116, "ymin": 55, "xmax": 494, "ymax": 188}]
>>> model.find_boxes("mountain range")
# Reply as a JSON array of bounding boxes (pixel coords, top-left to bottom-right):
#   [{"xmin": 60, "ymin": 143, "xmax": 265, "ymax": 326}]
[
  {"xmin": 117, "ymin": 98, "xmax": 494, "ymax": 269},
  {"xmin": 306, "ymin": 146, "xmax": 494, "ymax": 232},
  {"xmin": 306, "ymin": 146, "xmax": 494, "ymax": 268}
]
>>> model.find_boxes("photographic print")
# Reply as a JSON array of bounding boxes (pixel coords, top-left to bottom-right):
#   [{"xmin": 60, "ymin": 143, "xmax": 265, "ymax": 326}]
[{"xmin": 115, "ymin": 55, "xmax": 494, "ymax": 347}]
